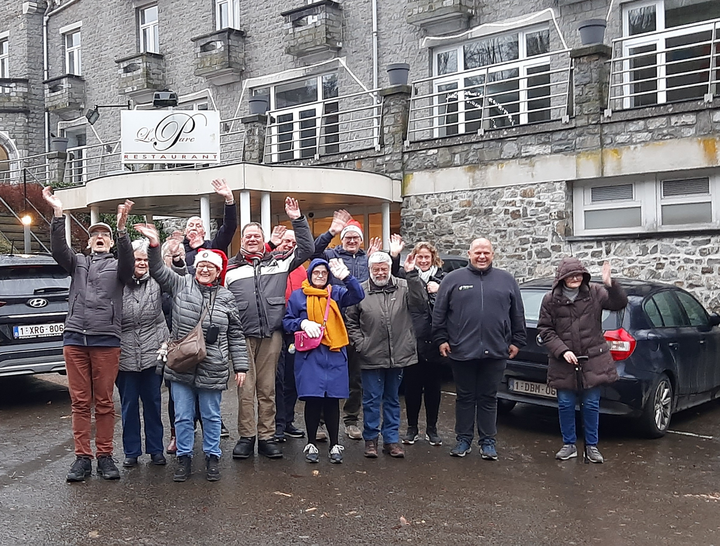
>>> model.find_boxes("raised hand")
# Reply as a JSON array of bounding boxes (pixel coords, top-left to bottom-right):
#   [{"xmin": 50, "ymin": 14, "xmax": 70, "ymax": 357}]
[
  {"xmin": 116, "ymin": 199, "xmax": 135, "ymax": 231},
  {"xmin": 403, "ymin": 253, "xmax": 416, "ymax": 272},
  {"xmin": 389, "ymin": 234, "xmax": 405, "ymax": 257},
  {"xmin": 329, "ymin": 258, "xmax": 349, "ymax": 280},
  {"xmin": 133, "ymin": 223, "xmax": 160, "ymax": 246},
  {"xmin": 329, "ymin": 209, "xmax": 352, "ymax": 236},
  {"xmin": 270, "ymin": 225, "xmax": 287, "ymax": 246},
  {"xmin": 366, "ymin": 236, "xmax": 382, "ymax": 256},
  {"xmin": 602, "ymin": 260, "xmax": 612, "ymax": 287},
  {"xmin": 285, "ymin": 197, "xmax": 301, "ymax": 220},
  {"xmin": 42, "ymin": 186, "xmax": 63, "ymax": 217},
  {"xmin": 211, "ymin": 178, "xmax": 234, "ymax": 203}
]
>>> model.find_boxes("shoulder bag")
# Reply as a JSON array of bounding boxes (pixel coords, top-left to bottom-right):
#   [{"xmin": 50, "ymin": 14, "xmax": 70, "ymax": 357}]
[
  {"xmin": 166, "ymin": 308, "xmax": 207, "ymax": 373},
  {"xmin": 294, "ymin": 286, "xmax": 332, "ymax": 352}
]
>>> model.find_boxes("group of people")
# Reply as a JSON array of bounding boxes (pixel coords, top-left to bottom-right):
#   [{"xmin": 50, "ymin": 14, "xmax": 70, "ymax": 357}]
[{"xmin": 44, "ymin": 178, "xmax": 627, "ymax": 484}]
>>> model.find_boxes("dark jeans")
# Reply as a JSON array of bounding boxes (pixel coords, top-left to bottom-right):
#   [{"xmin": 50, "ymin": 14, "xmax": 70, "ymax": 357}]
[
  {"xmin": 343, "ymin": 345, "xmax": 362, "ymax": 427},
  {"xmin": 403, "ymin": 342, "xmax": 442, "ymax": 430},
  {"xmin": 115, "ymin": 367, "xmax": 164, "ymax": 458},
  {"xmin": 451, "ymin": 358, "xmax": 506, "ymax": 445},
  {"xmin": 275, "ymin": 333, "xmax": 299, "ymax": 434}
]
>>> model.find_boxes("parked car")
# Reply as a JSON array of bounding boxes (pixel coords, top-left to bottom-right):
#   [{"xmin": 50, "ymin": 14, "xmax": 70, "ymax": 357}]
[
  {"xmin": 497, "ymin": 277, "xmax": 720, "ymax": 438},
  {"xmin": 439, "ymin": 254, "xmax": 468, "ymax": 273},
  {"xmin": 0, "ymin": 254, "xmax": 70, "ymax": 377}
]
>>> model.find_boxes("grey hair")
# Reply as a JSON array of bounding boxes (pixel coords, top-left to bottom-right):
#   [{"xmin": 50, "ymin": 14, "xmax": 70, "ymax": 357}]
[
  {"xmin": 132, "ymin": 238, "xmax": 150, "ymax": 253},
  {"xmin": 186, "ymin": 216, "xmax": 203, "ymax": 229},
  {"xmin": 161, "ymin": 240, "xmax": 183, "ymax": 258},
  {"xmin": 367, "ymin": 251, "xmax": 392, "ymax": 266}
]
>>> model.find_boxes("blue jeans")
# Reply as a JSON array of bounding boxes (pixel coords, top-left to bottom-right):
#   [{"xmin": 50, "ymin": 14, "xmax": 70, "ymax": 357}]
[
  {"xmin": 557, "ymin": 387, "xmax": 601, "ymax": 445},
  {"xmin": 361, "ymin": 368, "xmax": 403, "ymax": 444},
  {"xmin": 115, "ymin": 368, "xmax": 164, "ymax": 458},
  {"xmin": 171, "ymin": 382, "xmax": 223, "ymax": 458}
]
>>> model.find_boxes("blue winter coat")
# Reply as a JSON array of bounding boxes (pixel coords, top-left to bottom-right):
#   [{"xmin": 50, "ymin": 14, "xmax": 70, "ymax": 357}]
[{"xmin": 283, "ymin": 259, "xmax": 365, "ymax": 399}]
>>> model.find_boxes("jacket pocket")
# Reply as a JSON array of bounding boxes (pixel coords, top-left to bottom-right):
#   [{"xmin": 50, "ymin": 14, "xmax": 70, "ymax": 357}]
[
  {"xmin": 236, "ymin": 300, "xmax": 249, "ymax": 311},
  {"xmin": 586, "ymin": 344, "xmax": 608, "ymax": 358},
  {"xmin": 266, "ymin": 296, "xmax": 285, "ymax": 306}
]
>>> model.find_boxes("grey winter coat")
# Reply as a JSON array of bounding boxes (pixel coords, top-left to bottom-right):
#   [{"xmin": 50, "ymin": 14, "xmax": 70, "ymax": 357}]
[
  {"xmin": 119, "ymin": 273, "xmax": 170, "ymax": 373},
  {"xmin": 51, "ymin": 216, "xmax": 133, "ymax": 339},
  {"xmin": 538, "ymin": 257, "xmax": 628, "ymax": 391},
  {"xmin": 345, "ymin": 274, "xmax": 426, "ymax": 370},
  {"xmin": 147, "ymin": 244, "xmax": 249, "ymax": 390}
]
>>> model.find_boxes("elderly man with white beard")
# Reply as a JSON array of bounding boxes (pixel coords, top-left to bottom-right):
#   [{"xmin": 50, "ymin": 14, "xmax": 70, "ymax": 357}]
[{"xmin": 345, "ymin": 252, "xmax": 426, "ymax": 459}]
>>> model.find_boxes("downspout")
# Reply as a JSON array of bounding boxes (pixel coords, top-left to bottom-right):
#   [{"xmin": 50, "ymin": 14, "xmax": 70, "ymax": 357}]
[{"xmin": 372, "ymin": 0, "xmax": 378, "ymax": 90}]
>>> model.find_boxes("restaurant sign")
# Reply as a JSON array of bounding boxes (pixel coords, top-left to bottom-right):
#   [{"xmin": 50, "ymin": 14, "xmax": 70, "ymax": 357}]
[{"xmin": 121, "ymin": 110, "xmax": 220, "ymax": 164}]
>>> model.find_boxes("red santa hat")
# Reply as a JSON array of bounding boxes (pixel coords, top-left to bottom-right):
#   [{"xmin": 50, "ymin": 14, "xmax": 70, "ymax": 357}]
[
  {"xmin": 340, "ymin": 219, "xmax": 363, "ymax": 241},
  {"xmin": 195, "ymin": 249, "xmax": 228, "ymax": 285}
]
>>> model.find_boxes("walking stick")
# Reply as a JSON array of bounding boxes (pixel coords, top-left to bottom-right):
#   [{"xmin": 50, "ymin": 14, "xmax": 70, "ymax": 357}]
[{"xmin": 575, "ymin": 356, "xmax": 589, "ymax": 464}]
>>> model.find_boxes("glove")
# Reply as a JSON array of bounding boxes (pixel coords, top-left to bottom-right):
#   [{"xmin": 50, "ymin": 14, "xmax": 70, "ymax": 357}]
[
  {"xmin": 156, "ymin": 342, "xmax": 168, "ymax": 362},
  {"xmin": 301, "ymin": 319, "xmax": 323, "ymax": 338},
  {"xmin": 329, "ymin": 258, "xmax": 349, "ymax": 280}
]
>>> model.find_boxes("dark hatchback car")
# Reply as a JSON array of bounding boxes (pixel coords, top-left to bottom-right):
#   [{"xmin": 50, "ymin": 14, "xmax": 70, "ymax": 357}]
[
  {"xmin": 0, "ymin": 254, "xmax": 70, "ymax": 377},
  {"xmin": 497, "ymin": 278, "xmax": 720, "ymax": 438}
]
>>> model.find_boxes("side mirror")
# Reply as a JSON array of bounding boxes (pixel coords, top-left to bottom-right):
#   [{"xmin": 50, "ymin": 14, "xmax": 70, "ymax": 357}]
[{"xmin": 710, "ymin": 313, "xmax": 720, "ymax": 327}]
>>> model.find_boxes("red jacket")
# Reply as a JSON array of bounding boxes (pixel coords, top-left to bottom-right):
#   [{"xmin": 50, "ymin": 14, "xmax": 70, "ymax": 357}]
[{"xmin": 286, "ymin": 266, "xmax": 306, "ymax": 301}]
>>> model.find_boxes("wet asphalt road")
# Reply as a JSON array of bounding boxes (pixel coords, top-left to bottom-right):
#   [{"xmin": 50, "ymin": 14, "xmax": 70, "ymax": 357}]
[{"xmin": 1, "ymin": 373, "xmax": 719, "ymax": 546}]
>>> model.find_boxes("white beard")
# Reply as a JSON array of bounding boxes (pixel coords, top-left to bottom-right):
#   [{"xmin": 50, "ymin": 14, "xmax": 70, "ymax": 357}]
[{"xmin": 371, "ymin": 274, "xmax": 389, "ymax": 286}]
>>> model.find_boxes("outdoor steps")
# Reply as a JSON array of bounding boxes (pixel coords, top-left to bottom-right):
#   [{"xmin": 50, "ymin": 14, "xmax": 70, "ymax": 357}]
[{"xmin": 0, "ymin": 212, "xmax": 53, "ymax": 254}]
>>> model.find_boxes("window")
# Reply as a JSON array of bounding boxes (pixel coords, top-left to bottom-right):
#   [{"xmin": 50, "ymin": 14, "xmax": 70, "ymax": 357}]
[
  {"xmin": 619, "ymin": 0, "xmax": 720, "ymax": 108},
  {"xmin": 573, "ymin": 172, "xmax": 720, "ymax": 235},
  {"xmin": 0, "ymin": 37, "xmax": 8, "ymax": 78},
  {"xmin": 65, "ymin": 30, "xmax": 81, "ymax": 76},
  {"xmin": 676, "ymin": 291, "xmax": 709, "ymax": 327},
  {"xmin": 216, "ymin": 0, "xmax": 240, "ymax": 30},
  {"xmin": 64, "ymin": 129, "xmax": 86, "ymax": 185},
  {"xmin": 257, "ymin": 73, "xmax": 339, "ymax": 161},
  {"xmin": 644, "ymin": 291, "xmax": 687, "ymax": 328},
  {"xmin": 431, "ymin": 25, "xmax": 561, "ymax": 137},
  {"xmin": 139, "ymin": 5, "xmax": 159, "ymax": 54}
]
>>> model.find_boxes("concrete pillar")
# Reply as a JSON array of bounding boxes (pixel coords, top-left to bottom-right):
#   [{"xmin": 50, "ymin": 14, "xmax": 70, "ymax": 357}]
[
  {"xmin": 90, "ymin": 206, "xmax": 99, "ymax": 225},
  {"xmin": 571, "ymin": 44, "xmax": 612, "ymax": 129},
  {"xmin": 145, "ymin": 213, "xmax": 154, "ymax": 224},
  {"xmin": 65, "ymin": 214, "xmax": 71, "ymax": 247},
  {"xmin": 241, "ymin": 114, "xmax": 269, "ymax": 164},
  {"xmin": 363, "ymin": 210, "xmax": 370, "ymax": 245},
  {"xmin": 379, "ymin": 85, "xmax": 412, "ymax": 182},
  {"xmin": 239, "ymin": 190, "xmax": 251, "ymax": 231},
  {"xmin": 200, "ymin": 195, "xmax": 211, "ymax": 237},
  {"xmin": 47, "ymin": 152, "xmax": 68, "ymax": 185},
  {"xmin": 381, "ymin": 202, "xmax": 390, "ymax": 250},
  {"xmin": 260, "ymin": 192, "xmax": 271, "ymax": 237}
]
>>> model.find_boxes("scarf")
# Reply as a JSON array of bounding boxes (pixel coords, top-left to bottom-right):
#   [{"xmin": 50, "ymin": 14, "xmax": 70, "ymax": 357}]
[
  {"xmin": 562, "ymin": 285, "xmax": 580, "ymax": 302},
  {"xmin": 417, "ymin": 265, "xmax": 438, "ymax": 284},
  {"xmin": 240, "ymin": 247, "xmax": 265, "ymax": 263},
  {"xmin": 301, "ymin": 279, "xmax": 348, "ymax": 351}
]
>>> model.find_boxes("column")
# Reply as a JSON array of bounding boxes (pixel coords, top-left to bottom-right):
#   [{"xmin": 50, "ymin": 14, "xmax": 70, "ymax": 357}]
[
  {"xmin": 239, "ymin": 190, "xmax": 251, "ymax": 231},
  {"xmin": 200, "ymin": 195, "xmax": 211, "ymax": 238},
  {"xmin": 260, "ymin": 192, "xmax": 271, "ymax": 236},
  {"xmin": 65, "ymin": 214, "xmax": 72, "ymax": 247},
  {"xmin": 381, "ymin": 202, "xmax": 390, "ymax": 250},
  {"xmin": 90, "ymin": 206, "xmax": 99, "ymax": 225},
  {"xmin": 241, "ymin": 114, "xmax": 268, "ymax": 164}
]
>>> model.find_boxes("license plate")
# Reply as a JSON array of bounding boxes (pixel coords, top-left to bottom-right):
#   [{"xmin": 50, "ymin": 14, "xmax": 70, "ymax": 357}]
[
  {"xmin": 509, "ymin": 378, "xmax": 557, "ymax": 399},
  {"xmin": 13, "ymin": 323, "xmax": 65, "ymax": 339}
]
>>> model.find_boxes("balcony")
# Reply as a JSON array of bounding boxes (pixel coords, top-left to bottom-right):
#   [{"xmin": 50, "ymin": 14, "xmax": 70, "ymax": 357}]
[
  {"xmin": 406, "ymin": 0, "xmax": 474, "ymax": 35},
  {"xmin": 0, "ymin": 79, "xmax": 30, "ymax": 113},
  {"xmin": 281, "ymin": 0, "xmax": 342, "ymax": 60},
  {"xmin": 115, "ymin": 52, "xmax": 166, "ymax": 104},
  {"xmin": 44, "ymin": 75, "xmax": 85, "ymax": 120},
  {"xmin": 191, "ymin": 28, "xmax": 245, "ymax": 86},
  {"xmin": 607, "ymin": 17, "xmax": 720, "ymax": 114}
]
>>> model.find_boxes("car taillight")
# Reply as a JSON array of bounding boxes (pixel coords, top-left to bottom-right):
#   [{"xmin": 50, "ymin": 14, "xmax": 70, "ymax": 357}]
[
  {"xmin": 604, "ymin": 328, "xmax": 636, "ymax": 361},
  {"xmin": 0, "ymin": 301, "xmax": 5, "ymax": 307}
]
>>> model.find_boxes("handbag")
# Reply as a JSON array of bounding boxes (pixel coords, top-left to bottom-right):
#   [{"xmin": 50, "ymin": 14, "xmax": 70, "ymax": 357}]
[
  {"xmin": 166, "ymin": 309, "xmax": 207, "ymax": 373},
  {"xmin": 294, "ymin": 286, "xmax": 332, "ymax": 352}
]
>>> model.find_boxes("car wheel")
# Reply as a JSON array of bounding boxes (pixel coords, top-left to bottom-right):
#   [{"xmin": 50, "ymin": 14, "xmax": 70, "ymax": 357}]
[
  {"xmin": 497, "ymin": 399, "xmax": 517, "ymax": 415},
  {"xmin": 638, "ymin": 373, "xmax": 673, "ymax": 438}
]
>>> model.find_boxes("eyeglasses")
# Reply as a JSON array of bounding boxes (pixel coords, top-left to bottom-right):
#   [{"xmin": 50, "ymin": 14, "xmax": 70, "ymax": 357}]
[
  {"xmin": 91, "ymin": 232, "xmax": 112, "ymax": 238},
  {"xmin": 567, "ymin": 274, "xmax": 583, "ymax": 280},
  {"xmin": 135, "ymin": 258, "xmax": 149, "ymax": 263},
  {"xmin": 196, "ymin": 264, "xmax": 217, "ymax": 272},
  {"xmin": 343, "ymin": 236, "xmax": 361, "ymax": 242},
  {"xmin": 311, "ymin": 270, "xmax": 328, "ymax": 276}
]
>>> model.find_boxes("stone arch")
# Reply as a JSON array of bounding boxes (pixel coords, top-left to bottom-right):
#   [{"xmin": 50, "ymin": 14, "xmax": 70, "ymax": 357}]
[{"xmin": 0, "ymin": 132, "xmax": 20, "ymax": 183}]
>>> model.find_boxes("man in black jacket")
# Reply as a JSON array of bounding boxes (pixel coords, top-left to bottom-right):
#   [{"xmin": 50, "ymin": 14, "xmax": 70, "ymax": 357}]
[
  {"xmin": 432, "ymin": 238, "xmax": 526, "ymax": 460},
  {"xmin": 43, "ymin": 186, "xmax": 134, "ymax": 482}
]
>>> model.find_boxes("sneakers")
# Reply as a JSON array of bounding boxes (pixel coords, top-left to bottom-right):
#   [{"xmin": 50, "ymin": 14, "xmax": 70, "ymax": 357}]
[
  {"xmin": 585, "ymin": 445, "xmax": 604, "ymax": 464},
  {"xmin": 273, "ymin": 429, "xmax": 287, "ymax": 443},
  {"xmin": 382, "ymin": 442, "xmax": 405, "ymax": 458},
  {"xmin": 122, "ymin": 456, "xmax": 138, "ymax": 468},
  {"xmin": 425, "ymin": 428, "xmax": 443, "ymax": 446},
  {"xmin": 555, "ymin": 444, "xmax": 578, "ymax": 460},
  {"xmin": 480, "ymin": 442, "xmax": 498, "ymax": 461},
  {"xmin": 166, "ymin": 436, "xmax": 177, "ymax": 455},
  {"xmin": 285, "ymin": 424, "xmax": 306, "ymax": 439},
  {"xmin": 345, "ymin": 424, "xmax": 362, "ymax": 440},
  {"xmin": 151, "ymin": 453, "xmax": 167, "ymax": 466},
  {"xmin": 258, "ymin": 438, "xmax": 283, "ymax": 459},
  {"xmin": 66, "ymin": 456, "xmax": 92, "ymax": 482},
  {"xmin": 232, "ymin": 436, "xmax": 255, "ymax": 459},
  {"xmin": 96, "ymin": 455, "xmax": 121, "ymax": 480},
  {"xmin": 315, "ymin": 425, "xmax": 328, "ymax": 442},
  {"xmin": 364, "ymin": 438, "xmax": 378, "ymax": 458},
  {"xmin": 303, "ymin": 443, "xmax": 320, "ymax": 463},
  {"xmin": 206, "ymin": 455, "xmax": 220, "ymax": 481},
  {"xmin": 450, "ymin": 439, "xmax": 472, "ymax": 457},
  {"xmin": 401, "ymin": 426, "xmax": 419, "ymax": 445},
  {"xmin": 174, "ymin": 455, "xmax": 192, "ymax": 482},
  {"xmin": 220, "ymin": 422, "xmax": 230, "ymax": 439},
  {"xmin": 329, "ymin": 444, "xmax": 344, "ymax": 464}
]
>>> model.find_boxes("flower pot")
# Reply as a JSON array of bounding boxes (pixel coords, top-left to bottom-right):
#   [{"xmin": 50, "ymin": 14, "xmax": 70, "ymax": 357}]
[
  {"xmin": 387, "ymin": 63, "xmax": 410, "ymax": 86},
  {"xmin": 578, "ymin": 19, "xmax": 607, "ymax": 45},
  {"xmin": 248, "ymin": 97, "xmax": 268, "ymax": 115},
  {"xmin": 50, "ymin": 137, "xmax": 69, "ymax": 153}
]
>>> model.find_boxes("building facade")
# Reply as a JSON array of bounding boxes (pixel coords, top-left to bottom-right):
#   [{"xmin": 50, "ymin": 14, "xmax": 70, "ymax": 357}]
[{"xmin": 0, "ymin": 0, "xmax": 719, "ymax": 307}]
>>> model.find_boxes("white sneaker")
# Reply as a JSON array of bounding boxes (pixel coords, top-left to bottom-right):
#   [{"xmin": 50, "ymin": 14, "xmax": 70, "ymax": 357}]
[
  {"xmin": 555, "ymin": 444, "xmax": 578, "ymax": 460},
  {"xmin": 345, "ymin": 424, "xmax": 362, "ymax": 440},
  {"xmin": 329, "ymin": 444, "xmax": 344, "ymax": 464},
  {"xmin": 303, "ymin": 443, "xmax": 319, "ymax": 463}
]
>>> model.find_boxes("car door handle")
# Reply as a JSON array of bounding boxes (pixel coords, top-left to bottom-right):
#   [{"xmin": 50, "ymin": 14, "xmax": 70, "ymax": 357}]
[
  {"xmin": 668, "ymin": 342, "xmax": 679, "ymax": 349},
  {"xmin": 699, "ymin": 339, "xmax": 706, "ymax": 344}
]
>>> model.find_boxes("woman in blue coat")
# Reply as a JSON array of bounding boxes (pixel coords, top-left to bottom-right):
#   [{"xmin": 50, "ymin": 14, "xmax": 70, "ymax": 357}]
[{"xmin": 283, "ymin": 258, "xmax": 364, "ymax": 464}]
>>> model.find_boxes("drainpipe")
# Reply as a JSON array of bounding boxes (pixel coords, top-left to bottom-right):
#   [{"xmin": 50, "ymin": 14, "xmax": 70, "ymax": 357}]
[{"xmin": 371, "ymin": 0, "xmax": 378, "ymax": 90}]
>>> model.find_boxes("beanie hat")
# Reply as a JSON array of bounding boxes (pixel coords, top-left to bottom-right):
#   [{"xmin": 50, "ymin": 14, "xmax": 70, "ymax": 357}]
[
  {"xmin": 195, "ymin": 249, "xmax": 228, "ymax": 285},
  {"xmin": 340, "ymin": 220, "xmax": 363, "ymax": 241}
]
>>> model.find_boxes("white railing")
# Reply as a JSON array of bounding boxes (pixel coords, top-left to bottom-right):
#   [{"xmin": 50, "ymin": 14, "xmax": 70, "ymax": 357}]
[
  {"xmin": 607, "ymin": 18, "xmax": 720, "ymax": 114},
  {"xmin": 263, "ymin": 88, "xmax": 381, "ymax": 163},
  {"xmin": 407, "ymin": 50, "xmax": 571, "ymax": 143}
]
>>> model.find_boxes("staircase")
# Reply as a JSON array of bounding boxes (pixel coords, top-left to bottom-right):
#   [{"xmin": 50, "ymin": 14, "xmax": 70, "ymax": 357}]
[{"xmin": 0, "ymin": 209, "xmax": 52, "ymax": 254}]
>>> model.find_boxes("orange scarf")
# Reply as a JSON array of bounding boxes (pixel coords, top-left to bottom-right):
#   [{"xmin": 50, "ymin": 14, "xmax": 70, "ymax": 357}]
[{"xmin": 301, "ymin": 279, "xmax": 349, "ymax": 352}]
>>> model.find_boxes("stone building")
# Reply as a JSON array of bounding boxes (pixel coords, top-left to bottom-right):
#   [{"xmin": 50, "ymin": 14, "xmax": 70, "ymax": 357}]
[{"xmin": 0, "ymin": 0, "xmax": 719, "ymax": 307}]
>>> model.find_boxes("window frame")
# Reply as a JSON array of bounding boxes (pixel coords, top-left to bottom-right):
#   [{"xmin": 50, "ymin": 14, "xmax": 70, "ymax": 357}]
[
  {"xmin": 215, "ymin": 0, "xmax": 241, "ymax": 30},
  {"xmin": 64, "ymin": 29, "xmax": 81, "ymax": 76},
  {"xmin": 0, "ymin": 36, "xmax": 8, "ymax": 79},
  {"xmin": 138, "ymin": 5, "xmax": 160, "ymax": 54}
]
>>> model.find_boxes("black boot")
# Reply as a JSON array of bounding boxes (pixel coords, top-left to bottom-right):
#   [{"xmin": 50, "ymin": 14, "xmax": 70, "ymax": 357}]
[
  {"xmin": 66, "ymin": 456, "xmax": 92, "ymax": 482},
  {"xmin": 258, "ymin": 438, "xmax": 283, "ymax": 459},
  {"xmin": 232, "ymin": 436, "xmax": 256, "ymax": 459},
  {"xmin": 173, "ymin": 455, "xmax": 192, "ymax": 482},
  {"xmin": 206, "ymin": 455, "xmax": 220, "ymax": 481}
]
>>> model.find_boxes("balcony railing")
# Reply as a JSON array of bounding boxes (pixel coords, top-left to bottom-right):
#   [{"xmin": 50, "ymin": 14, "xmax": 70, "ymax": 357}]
[
  {"xmin": 406, "ymin": 49, "xmax": 571, "ymax": 143},
  {"xmin": 607, "ymin": 17, "xmax": 720, "ymax": 114},
  {"xmin": 263, "ymin": 88, "xmax": 381, "ymax": 163}
]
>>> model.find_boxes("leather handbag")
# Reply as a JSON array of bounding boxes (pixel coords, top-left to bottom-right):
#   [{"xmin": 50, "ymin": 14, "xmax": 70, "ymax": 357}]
[
  {"xmin": 294, "ymin": 286, "xmax": 332, "ymax": 352},
  {"xmin": 166, "ymin": 309, "xmax": 207, "ymax": 373}
]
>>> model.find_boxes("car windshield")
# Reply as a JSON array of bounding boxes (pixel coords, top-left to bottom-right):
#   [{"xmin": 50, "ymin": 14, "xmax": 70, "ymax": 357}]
[
  {"xmin": 521, "ymin": 286, "xmax": 621, "ymax": 328},
  {"xmin": 0, "ymin": 265, "xmax": 70, "ymax": 296}
]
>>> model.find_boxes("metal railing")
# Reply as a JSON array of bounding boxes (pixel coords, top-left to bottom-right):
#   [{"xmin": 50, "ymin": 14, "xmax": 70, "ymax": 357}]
[
  {"xmin": 0, "ymin": 195, "xmax": 49, "ymax": 253},
  {"xmin": 262, "ymin": 88, "xmax": 381, "ymax": 163},
  {"xmin": 407, "ymin": 50, "xmax": 571, "ymax": 143},
  {"xmin": 607, "ymin": 17, "xmax": 720, "ymax": 114}
]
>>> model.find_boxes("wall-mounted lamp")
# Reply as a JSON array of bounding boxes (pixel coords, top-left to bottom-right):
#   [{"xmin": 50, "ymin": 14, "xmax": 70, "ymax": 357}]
[
  {"xmin": 85, "ymin": 101, "xmax": 132, "ymax": 125},
  {"xmin": 153, "ymin": 90, "xmax": 178, "ymax": 108}
]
